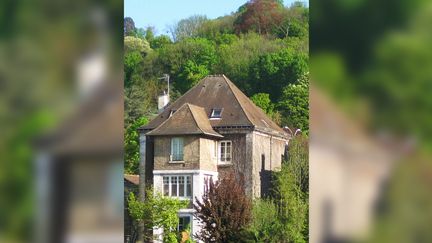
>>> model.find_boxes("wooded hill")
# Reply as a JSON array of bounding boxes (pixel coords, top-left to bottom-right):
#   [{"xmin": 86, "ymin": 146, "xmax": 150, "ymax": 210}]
[{"xmin": 124, "ymin": 0, "xmax": 309, "ymax": 174}]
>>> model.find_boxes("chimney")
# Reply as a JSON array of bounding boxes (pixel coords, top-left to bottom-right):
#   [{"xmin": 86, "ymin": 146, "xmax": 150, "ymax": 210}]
[{"xmin": 158, "ymin": 91, "xmax": 169, "ymax": 113}]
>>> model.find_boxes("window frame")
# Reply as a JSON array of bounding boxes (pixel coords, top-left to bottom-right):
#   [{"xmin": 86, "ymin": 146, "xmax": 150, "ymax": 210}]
[
  {"xmin": 218, "ymin": 140, "xmax": 232, "ymax": 164},
  {"xmin": 170, "ymin": 137, "xmax": 184, "ymax": 162},
  {"xmin": 162, "ymin": 175, "xmax": 192, "ymax": 199},
  {"xmin": 178, "ymin": 215, "xmax": 192, "ymax": 233},
  {"xmin": 210, "ymin": 108, "xmax": 223, "ymax": 119},
  {"xmin": 169, "ymin": 109, "xmax": 176, "ymax": 117}
]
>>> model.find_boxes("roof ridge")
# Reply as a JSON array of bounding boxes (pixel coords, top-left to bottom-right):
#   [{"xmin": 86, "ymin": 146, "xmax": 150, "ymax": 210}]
[
  {"xmin": 222, "ymin": 75, "xmax": 284, "ymax": 133},
  {"xmin": 186, "ymin": 103, "xmax": 206, "ymax": 135},
  {"xmin": 222, "ymin": 74, "xmax": 255, "ymax": 127}
]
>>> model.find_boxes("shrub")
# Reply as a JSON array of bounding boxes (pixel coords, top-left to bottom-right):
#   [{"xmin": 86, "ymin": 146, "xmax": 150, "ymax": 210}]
[{"xmin": 193, "ymin": 173, "xmax": 252, "ymax": 242}]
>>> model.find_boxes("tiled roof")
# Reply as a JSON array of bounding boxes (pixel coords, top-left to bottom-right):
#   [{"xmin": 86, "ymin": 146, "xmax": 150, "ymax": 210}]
[
  {"xmin": 141, "ymin": 75, "xmax": 288, "ymax": 138},
  {"xmin": 124, "ymin": 174, "xmax": 139, "ymax": 185},
  {"xmin": 146, "ymin": 103, "xmax": 223, "ymax": 137}
]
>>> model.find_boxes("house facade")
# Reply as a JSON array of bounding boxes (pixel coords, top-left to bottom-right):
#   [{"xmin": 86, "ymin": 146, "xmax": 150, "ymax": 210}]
[{"xmin": 138, "ymin": 75, "xmax": 290, "ymax": 240}]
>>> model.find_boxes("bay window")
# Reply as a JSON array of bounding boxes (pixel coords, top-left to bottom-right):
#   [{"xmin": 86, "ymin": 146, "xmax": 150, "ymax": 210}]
[{"xmin": 163, "ymin": 175, "xmax": 192, "ymax": 198}]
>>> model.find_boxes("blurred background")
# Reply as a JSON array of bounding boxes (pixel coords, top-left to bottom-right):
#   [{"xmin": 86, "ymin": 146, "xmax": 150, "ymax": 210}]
[
  {"xmin": 0, "ymin": 0, "xmax": 123, "ymax": 242},
  {"xmin": 310, "ymin": 0, "xmax": 432, "ymax": 242},
  {"xmin": 1, "ymin": 0, "xmax": 432, "ymax": 242}
]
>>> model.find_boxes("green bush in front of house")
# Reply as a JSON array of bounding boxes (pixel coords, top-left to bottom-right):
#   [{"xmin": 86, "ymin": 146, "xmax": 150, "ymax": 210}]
[{"xmin": 127, "ymin": 188, "xmax": 188, "ymax": 243}]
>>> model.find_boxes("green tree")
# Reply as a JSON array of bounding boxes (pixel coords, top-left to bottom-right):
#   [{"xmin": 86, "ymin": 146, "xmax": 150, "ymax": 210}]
[
  {"xmin": 251, "ymin": 92, "xmax": 282, "ymax": 124},
  {"xmin": 124, "ymin": 51, "xmax": 143, "ymax": 88},
  {"xmin": 128, "ymin": 190, "xmax": 188, "ymax": 242},
  {"xmin": 248, "ymin": 199, "xmax": 280, "ymax": 242},
  {"xmin": 251, "ymin": 93, "xmax": 274, "ymax": 114},
  {"xmin": 158, "ymin": 38, "xmax": 217, "ymax": 94},
  {"xmin": 215, "ymin": 33, "xmax": 284, "ymax": 93},
  {"xmin": 124, "ymin": 36, "xmax": 151, "ymax": 54},
  {"xmin": 177, "ymin": 60, "xmax": 209, "ymax": 93},
  {"xmin": 277, "ymin": 72, "xmax": 309, "ymax": 131},
  {"xmin": 150, "ymin": 35, "xmax": 172, "ymax": 49},
  {"xmin": 124, "ymin": 117, "xmax": 148, "ymax": 174},
  {"xmin": 247, "ymin": 136, "xmax": 309, "ymax": 242},
  {"xmin": 275, "ymin": 136, "xmax": 309, "ymax": 242},
  {"xmin": 251, "ymin": 47, "xmax": 308, "ymax": 101},
  {"xmin": 145, "ymin": 26, "xmax": 155, "ymax": 42}
]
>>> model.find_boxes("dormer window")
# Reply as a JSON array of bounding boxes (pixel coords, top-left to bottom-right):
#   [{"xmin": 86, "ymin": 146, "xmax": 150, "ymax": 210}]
[
  {"xmin": 210, "ymin": 108, "xmax": 223, "ymax": 119},
  {"xmin": 169, "ymin": 109, "xmax": 176, "ymax": 117}
]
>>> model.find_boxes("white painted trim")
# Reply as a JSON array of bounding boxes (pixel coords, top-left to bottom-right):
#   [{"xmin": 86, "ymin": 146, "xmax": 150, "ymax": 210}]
[
  {"xmin": 153, "ymin": 170, "xmax": 218, "ymax": 175},
  {"xmin": 178, "ymin": 208, "xmax": 195, "ymax": 213},
  {"xmin": 253, "ymin": 130, "xmax": 288, "ymax": 142},
  {"xmin": 168, "ymin": 160, "xmax": 185, "ymax": 164}
]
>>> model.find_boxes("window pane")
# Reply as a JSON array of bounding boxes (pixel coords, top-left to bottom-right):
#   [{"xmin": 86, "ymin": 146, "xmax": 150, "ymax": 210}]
[
  {"xmin": 186, "ymin": 176, "xmax": 191, "ymax": 197},
  {"xmin": 171, "ymin": 138, "xmax": 184, "ymax": 161},
  {"xmin": 179, "ymin": 176, "xmax": 185, "ymax": 197},
  {"xmin": 178, "ymin": 216, "xmax": 191, "ymax": 232},
  {"xmin": 178, "ymin": 138, "xmax": 184, "ymax": 160},
  {"xmin": 163, "ymin": 176, "xmax": 169, "ymax": 196},
  {"xmin": 171, "ymin": 176, "xmax": 178, "ymax": 196}
]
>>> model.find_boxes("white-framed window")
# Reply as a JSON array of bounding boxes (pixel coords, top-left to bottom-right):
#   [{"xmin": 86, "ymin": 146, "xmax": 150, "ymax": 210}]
[
  {"xmin": 178, "ymin": 215, "xmax": 192, "ymax": 232},
  {"xmin": 210, "ymin": 108, "xmax": 223, "ymax": 119},
  {"xmin": 170, "ymin": 137, "xmax": 184, "ymax": 161},
  {"xmin": 218, "ymin": 140, "xmax": 232, "ymax": 163},
  {"xmin": 163, "ymin": 175, "xmax": 192, "ymax": 198},
  {"xmin": 169, "ymin": 109, "xmax": 176, "ymax": 117}
]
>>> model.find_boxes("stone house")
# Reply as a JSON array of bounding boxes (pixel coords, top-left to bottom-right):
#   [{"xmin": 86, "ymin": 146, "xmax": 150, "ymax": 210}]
[{"xmin": 138, "ymin": 75, "xmax": 290, "ymax": 240}]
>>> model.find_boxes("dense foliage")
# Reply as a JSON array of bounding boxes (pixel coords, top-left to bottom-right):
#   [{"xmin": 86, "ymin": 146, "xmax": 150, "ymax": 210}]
[
  {"xmin": 193, "ymin": 173, "xmax": 252, "ymax": 242},
  {"xmin": 124, "ymin": 117, "xmax": 148, "ymax": 174},
  {"xmin": 248, "ymin": 136, "xmax": 309, "ymax": 242},
  {"xmin": 124, "ymin": 0, "xmax": 309, "ymax": 174},
  {"xmin": 128, "ymin": 189, "xmax": 189, "ymax": 242}
]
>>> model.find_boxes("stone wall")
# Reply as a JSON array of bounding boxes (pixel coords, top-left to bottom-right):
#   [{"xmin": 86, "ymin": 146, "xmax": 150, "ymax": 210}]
[
  {"xmin": 251, "ymin": 131, "xmax": 287, "ymax": 198},
  {"xmin": 199, "ymin": 137, "xmax": 218, "ymax": 171},
  {"xmin": 153, "ymin": 135, "xmax": 200, "ymax": 170},
  {"xmin": 216, "ymin": 133, "xmax": 247, "ymax": 180}
]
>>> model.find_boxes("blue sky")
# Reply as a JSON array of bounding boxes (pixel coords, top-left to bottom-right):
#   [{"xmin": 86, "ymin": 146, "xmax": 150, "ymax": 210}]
[{"xmin": 124, "ymin": 0, "xmax": 308, "ymax": 36}]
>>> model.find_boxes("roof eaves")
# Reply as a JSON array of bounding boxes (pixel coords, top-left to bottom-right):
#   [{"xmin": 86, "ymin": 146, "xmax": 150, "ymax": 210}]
[{"xmin": 146, "ymin": 103, "xmax": 190, "ymax": 136}]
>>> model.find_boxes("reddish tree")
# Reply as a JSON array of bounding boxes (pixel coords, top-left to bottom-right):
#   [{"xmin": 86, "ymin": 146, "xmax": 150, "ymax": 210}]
[
  {"xmin": 235, "ymin": 0, "xmax": 284, "ymax": 35},
  {"xmin": 193, "ymin": 173, "xmax": 252, "ymax": 242}
]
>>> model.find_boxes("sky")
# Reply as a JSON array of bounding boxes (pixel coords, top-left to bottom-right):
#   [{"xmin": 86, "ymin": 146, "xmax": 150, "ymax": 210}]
[{"xmin": 124, "ymin": 0, "xmax": 307, "ymax": 36}]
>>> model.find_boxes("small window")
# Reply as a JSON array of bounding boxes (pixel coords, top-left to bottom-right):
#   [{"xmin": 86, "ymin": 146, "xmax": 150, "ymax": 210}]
[
  {"xmin": 163, "ymin": 175, "xmax": 192, "ymax": 198},
  {"xmin": 218, "ymin": 140, "xmax": 232, "ymax": 164},
  {"xmin": 210, "ymin": 108, "xmax": 223, "ymax": 118},
  {"xmin": 178, "ymin": 216, "xmax": 192, "ymax": 232},
  {"xmin": 171, "ymin": 137, "xmax": 184, "ymax": 161},
  {"xmin": 169, "ymin": 109, "xmax": 176, "ymax": 117}
]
